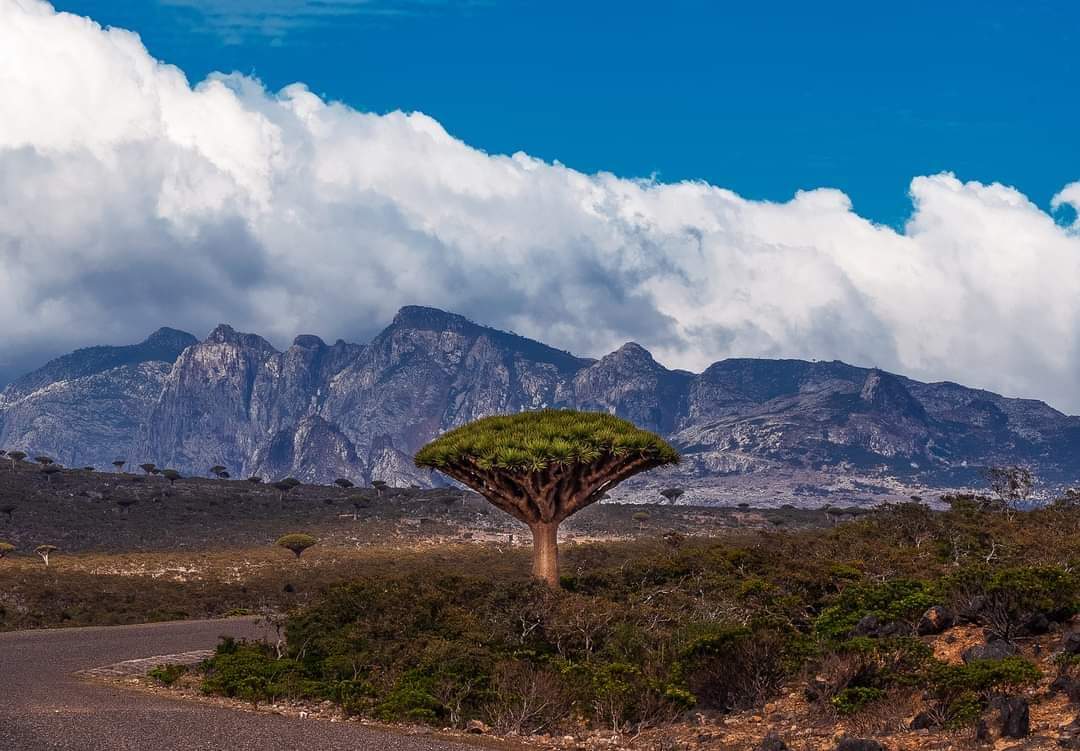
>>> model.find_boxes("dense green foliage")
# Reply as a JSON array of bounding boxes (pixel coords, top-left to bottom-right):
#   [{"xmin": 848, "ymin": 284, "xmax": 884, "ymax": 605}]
[
  {"xmin": 198, "ymin": 501, "xmax": 1080, "ymax": 733},
  {"xmin": 414, "ymin": 410, "xmax": 679, "ymax": 471}
]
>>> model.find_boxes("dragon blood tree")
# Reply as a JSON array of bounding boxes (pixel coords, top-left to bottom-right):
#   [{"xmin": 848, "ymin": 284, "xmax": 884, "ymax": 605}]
[{"xmin": 414, "ymin": 410, "xmax": 679, "ymax": 587}]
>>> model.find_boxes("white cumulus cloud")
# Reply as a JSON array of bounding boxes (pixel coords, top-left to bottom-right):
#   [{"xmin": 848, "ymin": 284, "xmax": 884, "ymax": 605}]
[{"xmin": 2, "ymin": 0, "xmax": 1080, "ymax": 410}]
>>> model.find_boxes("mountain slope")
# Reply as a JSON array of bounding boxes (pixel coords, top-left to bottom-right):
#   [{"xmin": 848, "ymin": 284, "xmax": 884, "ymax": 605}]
[
  {"xmin": 0, "ymin": 328, "xmax": 197, "ymax": 468},
  {"xmin": 2, "ymin": 308, "xmax": 1078, "ymax": 504}
]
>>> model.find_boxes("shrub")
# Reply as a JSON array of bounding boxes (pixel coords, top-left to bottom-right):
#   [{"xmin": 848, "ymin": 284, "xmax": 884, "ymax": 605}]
[
  {"xmin": 814, "ymin": 579, "xmax": 936, "ymax": 641},
  {"xmin": 942, "ymin": 565, "xmax": 1078, "ymax": 639},
  {"xmin": 180, "ymin": 503, "xmax": 1080, "ymax": 736},
  {"xmin": 809, "ymin": 637, "xmax": 932, "ymax": 713},
  {"xmin": 201, "ymin": 639, "xmax": 303, "ymax": 706},
  {"xmin": 675, "ymin": 624, "xmax": 791, "ymax": 712},
  {"xmin": 831, "ymin": 686, "xmax": 886, "ymax": 715},
  {"xmin": 923, "ymin": 657, "xmax": 1042, "ymax": 728},
  {"xmin": 148, "ymin": 663, "xmax": 188, "ymax": 686}
]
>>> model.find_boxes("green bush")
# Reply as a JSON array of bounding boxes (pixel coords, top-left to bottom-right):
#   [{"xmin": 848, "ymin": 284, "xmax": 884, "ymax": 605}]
[
  {"xmin": 942, "ymin": 565, "xmax": 1079, "ymax": 639},
  {"xmin": 814, "ymin": 579, "xmax": 936, "ymax": 641},
  {"xmin": 201, "ymin": 639, "xmax": 303, "ymax": 706},
  {"xmin": 924, "ymin": 656, "xmax": 1042, "ymax": 728},
  {"xmin": 831, "ymin": 686, "xmax": 886, "ymax": 715},
  {"xmin": 147, "ymin": 663, "xmax": 187, "ymax": 686}
]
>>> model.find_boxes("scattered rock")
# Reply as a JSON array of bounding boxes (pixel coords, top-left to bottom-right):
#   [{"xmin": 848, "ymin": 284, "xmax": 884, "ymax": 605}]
[
  {"xmin": 917, "ymin": 605, "xmax": 954, "ymax": 636},
  {"xmin": 999, "ymin": 697, "xmax": 1030, "ymax": 739},
  {"xmin": 1058, "ymin": 717, "xmax": 1080, "ymax": 748},
  {"xmin": 465, "ymin": 719, "xmax": 491, "ymax": 734},
  {"xmin": 879, "ymin": 621, "xmax": 912, "ymax": 637},
  {"xmin": 851, "ymin": 615, "xmax": 909, "ymax": 638},
  {"xmin": 1062, "ymin": 630, "xmax": 1080, "ymax": 655},
  {"xmin": 1022, "ymin": 612, "xmax": 1051, "ymax": 636},
  {"xmin": 756, "ymin": 732, "xmax": 789, "ymax": 751},
  {"xmin": 1050, "ymin": 674, "xmax": 1078, "ymax": 696},
  {"xmin": 962, "ymin": 639, "xmax": 1018, "ymax": 663},
  {"xmin": 910, "ymin": 711, "xmax": 936, "ymax": 730},
  {"xmin": 853, "ymin": 615, "xmax": 881, "ymax": 637},
  {"xmin": 836, "ymin": 739, "xmax": 886, "ymax": 751},
  {"xmin": 805, "ymin": 677, "xmax": 829, "ymax": 702}
]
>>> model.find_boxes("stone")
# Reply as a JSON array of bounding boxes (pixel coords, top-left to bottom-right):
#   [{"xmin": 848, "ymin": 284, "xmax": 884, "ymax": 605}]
[
  {"xmin": 1022, "ymin": 612, "xmax": 1051, "ymax": 636},
  {"xmin": 999, "ymin": 697, "xmax": 1030, "ymax": 739},
  {"xmin": 963, "ymin": 639, "xmax": 1019, "ymax": 663},
  {"xmin": 879, "ymin": 621, "xmax": 913, "ymax": 637},
  {"xmin": 756, "ymin": 733, "xmax": 789, "ymax": 751},
  {"xmin": 910, "ymin": 711, "xmax": 936, "ymax": 730},
  {"xmin": 917, "ymin": 606, "xmax": 954, "ymax": 636},
  {"xmin": 1062, "ymin": 630, "xmax": 1080, "ymax": 655},
  {"xmin": 1050, "ymin": 675, "xmax": 1078, "ymax": 695},
  {"xmin": 835, "ymin": 739, "xmax": 887, "ymax": 751},
  {"xmin": 853, "ymin": 615, "xmax": 881, "ymax": 637},
  {"xmin": 466, "ymin": 719, "xmax": 491, "ymax": 734}
]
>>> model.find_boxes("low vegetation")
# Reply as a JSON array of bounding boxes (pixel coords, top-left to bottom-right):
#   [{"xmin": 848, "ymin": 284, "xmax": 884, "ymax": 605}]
[
  {"xmin": 2, "ymin": 442, "xmax": 1077, "ymax": 746},
  {"xmin": 188, "ymin": 500, "xmax": 1080, "ymax": 741}
]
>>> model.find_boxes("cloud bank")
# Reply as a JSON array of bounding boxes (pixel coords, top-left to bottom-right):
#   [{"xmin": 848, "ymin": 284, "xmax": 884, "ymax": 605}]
[{"xmin": 2, "ymin": 0, "xmax": 1080, "ymax": 410}]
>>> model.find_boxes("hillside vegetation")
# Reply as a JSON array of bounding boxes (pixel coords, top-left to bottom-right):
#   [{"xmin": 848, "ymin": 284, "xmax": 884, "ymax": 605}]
[{"xmin": 182, "ymin": 500, "xmax": 1080, "ymax": 749}]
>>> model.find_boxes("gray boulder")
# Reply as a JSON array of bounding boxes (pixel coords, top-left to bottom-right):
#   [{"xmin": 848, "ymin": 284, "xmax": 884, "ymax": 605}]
[
  {"xmin": 998, "ymin": 697, "xmax": 1030, "ymax": 739},
  {"xmin": 962, "ymin": 639, "xmax": 1018, "ymax": 663},
  {"xmin": 916, "ymin": 605, "xmax": 954, "ymax": 636}
]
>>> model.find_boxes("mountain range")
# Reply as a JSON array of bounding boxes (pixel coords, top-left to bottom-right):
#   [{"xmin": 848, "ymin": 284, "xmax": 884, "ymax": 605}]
[{"xmin": 2, "ymin": 306, "xmax": 1077, "ymax": 506}]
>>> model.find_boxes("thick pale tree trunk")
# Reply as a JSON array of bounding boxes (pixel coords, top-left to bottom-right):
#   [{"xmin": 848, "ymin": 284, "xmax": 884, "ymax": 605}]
[{"xmin": 529, "ymin": 521, "xmax": 561, "ymax": 587}]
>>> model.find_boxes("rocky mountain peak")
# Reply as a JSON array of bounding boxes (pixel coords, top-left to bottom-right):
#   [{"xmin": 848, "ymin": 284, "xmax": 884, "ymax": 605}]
[
  {"xmin": 292, "ymin": 334, "xmax": 327, "ymax": 350},
  {"xmin": 205, "ymin": 323, "xmax": 239, "ymax": 343},
  {"xmin": 142, "ymin": 327, "xmax": 198, "ymax": 350},
  {"xmin": 380, "ymin": 306, "xmax": 591, "ymax": 374},
  {"xmin": 859, "ymin": 369, "xmax": 927, "ymax": 419},
  {"xmin": 202, "ymin": 324, "xmax": 277, "ymax": 355},
  {"xmin": 390, "ymin": 305, "xmax": 473, "ymax": 333},
  {"xmin": 611, "ymin": 341, "xmax": 656, "ymax": 364},
  {"xmin": 2, "ymin": 327, "xmax": 198, "ymax": 399}
]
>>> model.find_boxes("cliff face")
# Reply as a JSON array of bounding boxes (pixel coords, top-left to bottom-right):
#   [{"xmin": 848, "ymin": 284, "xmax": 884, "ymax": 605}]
[
  {"xmin": 3, "ymin": 306, "xmax": 1079, "ymax": 502},
  {"xmin": 0, "ymin": 328, "xmax": 197, "ymax": 469}
]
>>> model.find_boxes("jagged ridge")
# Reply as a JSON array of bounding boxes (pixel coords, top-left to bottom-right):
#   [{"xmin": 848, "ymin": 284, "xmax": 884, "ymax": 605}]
[{"xmin": 2, "ymin": 308, "xmax": 1079, "ymax": 502}]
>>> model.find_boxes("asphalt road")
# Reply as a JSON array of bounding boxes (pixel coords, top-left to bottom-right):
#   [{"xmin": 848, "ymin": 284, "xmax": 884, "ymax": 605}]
[{"xmin": 0, "ymin": 618, "xmax": 477, "ymax": 751}]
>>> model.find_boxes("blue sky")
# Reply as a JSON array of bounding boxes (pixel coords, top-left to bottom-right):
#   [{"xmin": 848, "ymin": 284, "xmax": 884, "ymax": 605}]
[{"xmin": 52, "ymin": 0, "xmax": 1080, "ymax": 227}]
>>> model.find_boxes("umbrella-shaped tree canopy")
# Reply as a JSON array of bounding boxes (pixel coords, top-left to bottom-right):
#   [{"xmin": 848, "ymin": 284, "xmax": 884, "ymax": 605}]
[{"xmin": 415, "ymin": 410, "xmax": 678, "ymax": 586}]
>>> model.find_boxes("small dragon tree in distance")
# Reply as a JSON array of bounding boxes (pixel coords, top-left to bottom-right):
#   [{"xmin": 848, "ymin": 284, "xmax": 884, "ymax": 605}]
[
  {"xmin": 35, "ymin": 544, "xmax": 58, "ymax": 567},
  {"xmin": 414, "ymin": 409, "xmax": 679, "ymax": 587},
  {"xmin": 275, "ymin": 533, "xmax": 317, "ymax": 558}
]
